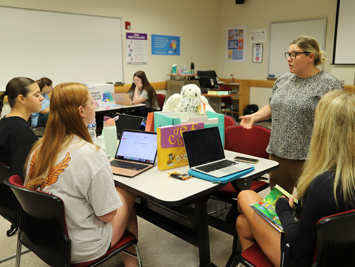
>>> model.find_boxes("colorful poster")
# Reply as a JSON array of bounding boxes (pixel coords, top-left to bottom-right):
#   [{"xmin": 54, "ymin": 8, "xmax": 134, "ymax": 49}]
[
  {"xmin": 126, "ymin": 33, "xmax": 147, "ymax": 65},
  {"xmin": 227, "ymin": 26, "xmax": 247, "ymax": 63},
  {"xmin": 151, "ymin": 34, "xmax": 180, "ymax": 56}
]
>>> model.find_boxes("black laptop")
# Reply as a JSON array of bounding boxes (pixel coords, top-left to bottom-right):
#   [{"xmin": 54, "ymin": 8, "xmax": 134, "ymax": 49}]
[{"xmin": 114, "ymin": 114, "xmax": 144, "ymax": 140}]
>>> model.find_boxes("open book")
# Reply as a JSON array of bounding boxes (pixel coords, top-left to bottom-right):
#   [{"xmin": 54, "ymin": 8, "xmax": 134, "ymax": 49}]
[{"xmin": 250, "ymin": 184, "xmax": 298, "ymax": 233}]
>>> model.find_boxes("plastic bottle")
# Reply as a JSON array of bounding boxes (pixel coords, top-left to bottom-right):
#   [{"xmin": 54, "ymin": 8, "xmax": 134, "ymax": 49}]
[
  {"xmin": 88, "ymin": 121, "xmax": 96, "ymax": 140},
  {"xmin": 183, "ymin": 65, "xmax": 186, "ymax": 73},
  {"xmin": 103, "ymin": 118, "xmax": 118, "ymax": 158},
  {"xmin": 180, "ymin": 64, "xmax": 183, "ymax": 74},
  {"xmin": 230, "ymin": 74, "xmax": 235, "ymax": 83}
]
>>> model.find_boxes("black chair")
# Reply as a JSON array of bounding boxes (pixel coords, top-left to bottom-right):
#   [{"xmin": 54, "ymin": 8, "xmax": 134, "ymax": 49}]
[
  {"xmin": 236, "ymin": 208, "xmax": 355, "ymax": 267},
  {"xmin": 4, "ymin": 175, "xmax": 142, "ymax": 267},
  {"xmin": 0, "ymin": 163, "xmax": 30, "ymax": 264}
]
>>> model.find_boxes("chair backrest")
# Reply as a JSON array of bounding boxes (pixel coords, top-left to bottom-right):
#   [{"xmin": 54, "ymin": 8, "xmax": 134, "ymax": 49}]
[
  {"xmin": 4, "ymin": 175, "xmax": 71, "ymax": 267},
  {"xmin": 156, "ymin": 94, "xmax": 166, "ymax": 110},
  {"xmin": 313, "ymin": 209, "xmax": 355, "ymax": 267},
  {"xmin": 0, "ymin": 163, "xmax": 18, "ymax": 225},
  {"xmin": 225, "ymin": 125, "xmax": 271, "ymax": 159},
  {"xmin": 224, "ymin": 115, "xmax": 236, "ymax": 129}
]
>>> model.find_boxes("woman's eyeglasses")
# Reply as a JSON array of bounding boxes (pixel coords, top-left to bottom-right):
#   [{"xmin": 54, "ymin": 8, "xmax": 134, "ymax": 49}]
[{"xmin": 284, "ymin": 51, "xmax": 309, "ymax": 60}]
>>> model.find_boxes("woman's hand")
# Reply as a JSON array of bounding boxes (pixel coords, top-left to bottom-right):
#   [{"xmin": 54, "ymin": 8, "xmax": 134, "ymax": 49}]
[
  {"xmin": 135, "ymin": 82, "xmax": 143, "ymax": 91},
  {"xmin": 239, "ymin": 115, "xmax": 255, "ymax": 129}
]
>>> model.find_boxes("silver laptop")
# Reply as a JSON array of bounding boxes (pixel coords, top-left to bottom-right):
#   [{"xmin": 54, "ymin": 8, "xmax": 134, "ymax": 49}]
[
  {"xmin": 182, "ymin": 127, "xmax": 252, "ymax": 178},
  {"xmin": 110, "ymin": 130, "xmax": 157, "ymax": 178}
]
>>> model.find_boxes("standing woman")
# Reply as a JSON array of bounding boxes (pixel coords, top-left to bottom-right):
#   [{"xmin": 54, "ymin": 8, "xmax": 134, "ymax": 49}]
[
  {"xmin": 0, "ymin": 77, "xmax": 44, "ymax": 182},
  {"xmin": 128, "ymin": 70, "xmax": 159, "ymax": 117},
  {"xmin": 25, "ymin": 83, "xmax": 138, "ymax": 266},
  {"xmin": 239, "ymin": 36, "xmax": 342, "ymax": 194},
  {"xmin": 31, "ymin": 77, "xmax": 53, "ymax": 127}
]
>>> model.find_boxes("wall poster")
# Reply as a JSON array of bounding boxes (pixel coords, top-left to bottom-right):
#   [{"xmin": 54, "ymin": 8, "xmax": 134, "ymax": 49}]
[
  {"xmin": 227, "ymin": 26, "xmax": 247, "ymax": 63},
  {"xmin": 151, "ymin": 34, "xmax": 180, "ymax": 56},
  {"xmin": 126, "ymin": 32, "xmax": 148, "ymax": 65}
]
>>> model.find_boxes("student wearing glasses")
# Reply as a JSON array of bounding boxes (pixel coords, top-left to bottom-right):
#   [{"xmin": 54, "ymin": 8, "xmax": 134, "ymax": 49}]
[
  {"xmin": 127, "ymin": 70, "xmax": 159, "ymax": 117},
  {"xmin": 31, "ymin": 77, "xmax": 53, "ymax": 127},
  {"xmin": 236, "ymin": 90, "xmax": 355, "ymax": 267},
  {"xmin": 239, "ymin": 36, "xmax": 342, "ymax": 194}
]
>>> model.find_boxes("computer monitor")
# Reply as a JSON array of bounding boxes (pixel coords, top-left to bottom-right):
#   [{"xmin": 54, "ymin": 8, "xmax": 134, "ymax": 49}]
[{"xmin": 197, "ymin": 70, "xmax": 218, "ymax": 90}]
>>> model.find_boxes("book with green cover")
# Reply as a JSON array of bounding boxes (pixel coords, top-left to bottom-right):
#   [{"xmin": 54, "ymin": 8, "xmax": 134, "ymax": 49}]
[{"xmin": 249, "ymin": 184, "xmax": 298, "ymax": 233}]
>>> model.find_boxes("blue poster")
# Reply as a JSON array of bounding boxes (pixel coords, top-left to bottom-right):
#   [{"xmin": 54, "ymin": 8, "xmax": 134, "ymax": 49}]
[{"xmin": 151, "ymin": 34, "xmax": 180, "ymax": 56}]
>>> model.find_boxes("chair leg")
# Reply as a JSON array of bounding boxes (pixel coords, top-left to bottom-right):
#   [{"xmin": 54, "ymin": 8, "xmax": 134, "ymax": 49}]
[
  {"xmin": 134, "ymin": 244, "xmax": 142, "ymax": 267},
  {"xmin": 121, "ymin": 244, "xmax": 142, "ymax": 267},
  {"xmin": 0, "ymin": 249, "xmax": 30, "ymax": 264},
  {"xmin": 15, "ymin": 233, "xmax": 22, "ymax": 267}
]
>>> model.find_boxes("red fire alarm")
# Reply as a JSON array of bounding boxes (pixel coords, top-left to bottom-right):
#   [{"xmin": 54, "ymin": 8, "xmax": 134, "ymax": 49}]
[{"xmin": 125, "ymin": 21, "xmax": 131, "ymax": 30}]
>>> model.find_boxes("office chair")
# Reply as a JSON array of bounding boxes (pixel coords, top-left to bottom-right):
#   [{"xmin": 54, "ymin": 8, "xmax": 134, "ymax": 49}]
[
  {"xmin": 214, "ymin": 125, "xmax": 271, "ymax": 199},
  {"xmin": 4, "ymin": 175, "xmax": 142, "ymax": 267},
  {"xmin": 156, "ymin": 93, "xmax": 166, "ymax": 110},
  {"xmin": 237, "ymin": 208, "xmax": 355, "ymax": 267},
  {"xmin": 217, "ymin": 85, "xmax": 233, "ymax": 114},
  {"xmin": 224, "ymin": 115, "xmax": 236, "ymax": 129},
  {"xmin": 0, "ymin": 163, "xmax": 30, "ymax": 264}
]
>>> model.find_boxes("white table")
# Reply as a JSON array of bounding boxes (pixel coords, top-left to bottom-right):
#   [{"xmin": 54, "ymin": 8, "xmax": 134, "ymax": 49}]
[
  {"xmin": 95, "ymin": 102, "xmax": 145, "ymax": 112},
  {"xmin": 113, "ymin": 150, "xmax": 278, "ymax": 267}
]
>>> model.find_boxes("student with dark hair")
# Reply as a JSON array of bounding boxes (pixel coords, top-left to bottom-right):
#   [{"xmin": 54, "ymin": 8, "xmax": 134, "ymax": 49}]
[
  {"xmin": 127, "ymin": 70, "xmax": 159, "ymax": 117},
  {"xmin": 25, "ymin": 83, "xmax": 138, "ymax": 266},
  {"xmin": 31, "ymin": 77, "xmax": 53, "ymax": 127},
  {"xmin": 0, "ymin": 77, "xmax": 44, "ymax": 182}
]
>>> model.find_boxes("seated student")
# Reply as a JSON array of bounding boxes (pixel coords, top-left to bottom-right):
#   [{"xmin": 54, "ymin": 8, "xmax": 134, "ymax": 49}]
[
  {"xmin": 236, "ymin": 90, "xmax": 355, "ymax": 267},
  {"xmin": 31, "ymin": 77, "xmax": 53, "ymax": 127},
  {"xmin": 127, "ymin": 70, "xmax": 159, "ymax": 117},
  {"xmin": 24, "ymin": 83, "xmax": 138, "ymax": 266},
  {"xmin": 0, "ymin": 77, "xmax": 44, "ymax": 182}
]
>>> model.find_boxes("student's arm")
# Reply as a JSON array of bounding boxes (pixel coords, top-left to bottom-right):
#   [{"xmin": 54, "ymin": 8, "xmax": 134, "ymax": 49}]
[
  {"xmin": 98, "ymin": 209, "xmax": 117, "ymax": 223},
  {"xmin": 40, "ymin": 107, "xmax": 50, "ymax": 115},
  {"xmin": 276, "ymin": 173, "xmax": 338, "ymax": 261},
  {"xmin": 132, "ymin": 84, "xmax": 147, "ymax": 104},
  {"xmin": 239, "ymin": 104, "xmax": 271, "ymax": 129}
]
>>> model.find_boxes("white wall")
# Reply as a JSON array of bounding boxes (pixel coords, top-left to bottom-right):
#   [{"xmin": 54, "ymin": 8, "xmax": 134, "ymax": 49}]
[{"xmin": 0, "ymin": 0, "xmax": 219, "ymax": 84}]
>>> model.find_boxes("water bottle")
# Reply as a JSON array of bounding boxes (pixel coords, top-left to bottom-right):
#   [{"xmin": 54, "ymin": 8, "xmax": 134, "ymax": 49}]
[
  {"xmin": 88, "ymin": 122, "xmax": 96, "ymax": 140},
  {"xmin": 103, "ymin": 118, "xmax": 118, "ymax": 158}
]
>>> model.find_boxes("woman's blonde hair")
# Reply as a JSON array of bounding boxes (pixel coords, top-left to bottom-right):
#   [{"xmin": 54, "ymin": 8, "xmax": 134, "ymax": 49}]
[
  {"xmin": 297, "ymin": 90, "xmax": 355, "ymax": 207},
  {"xmin": 25, "ymin": 83, "xmax": 93, "ymax": 189},
  {"xmin": 291, "ymin": 36, "xmax": 326, "ymax": 66}
]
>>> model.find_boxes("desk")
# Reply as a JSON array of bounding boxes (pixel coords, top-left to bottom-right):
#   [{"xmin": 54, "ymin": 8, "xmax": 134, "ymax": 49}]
[
  {"xmin": 113, "ymin": 151, "xmax": 278, "ymax": 267},
  {"xmin": 95, "ymin": 102, "xmax": 145, "ymax": 113},
  {"xmin": 202, "ymin": 93, "xmax": 241, "ymax": 114}
]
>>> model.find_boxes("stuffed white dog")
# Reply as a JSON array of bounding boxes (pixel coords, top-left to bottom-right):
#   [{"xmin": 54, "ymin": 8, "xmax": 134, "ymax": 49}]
[{"xmin": 163, "ymin": 84, "xmax": 214, "ymax": 113}]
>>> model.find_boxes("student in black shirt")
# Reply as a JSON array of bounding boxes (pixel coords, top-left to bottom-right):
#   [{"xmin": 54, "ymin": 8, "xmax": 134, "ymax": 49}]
[
  {"xmin": 236, "ymin": 90, "xmax": 355, "ymax": 267},
  {"xmin": 0, "ymin": 77, "xmax": 44, "ymax": 181}
]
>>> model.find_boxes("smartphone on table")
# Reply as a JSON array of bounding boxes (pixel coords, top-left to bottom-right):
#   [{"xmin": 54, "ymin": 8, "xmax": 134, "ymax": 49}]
[{"xmin": 234, "ymin": 156, "xmax": 259, "ymax": 164}]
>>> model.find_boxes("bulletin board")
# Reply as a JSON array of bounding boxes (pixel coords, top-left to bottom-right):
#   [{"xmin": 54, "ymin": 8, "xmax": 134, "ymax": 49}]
[
  {"xmin": 0, "ymin": 6, "xmax": 124, "ymax": 89},
  {"xmin": 268, "ymin": 18, "xmax": 327, "ymax": 78}
]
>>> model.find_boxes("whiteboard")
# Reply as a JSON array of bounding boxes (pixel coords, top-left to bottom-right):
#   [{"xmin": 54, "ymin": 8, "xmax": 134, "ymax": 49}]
[
  {"xmin": 0, "ymin": 6, "xmax": 123, "ymax": 89},
  {"xmin": 268, "ymin": 18, "xmax": 327, "ymax": 77},
  {"xmin": 333, "ymin": 0, "xmax": 355, "ymax": 64}
]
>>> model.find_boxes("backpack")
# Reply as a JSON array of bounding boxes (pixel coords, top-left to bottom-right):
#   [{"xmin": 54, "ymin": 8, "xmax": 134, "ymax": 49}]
[{"xmin": 243, "ymin": 104, "xmax": 259, "ymax": 115}]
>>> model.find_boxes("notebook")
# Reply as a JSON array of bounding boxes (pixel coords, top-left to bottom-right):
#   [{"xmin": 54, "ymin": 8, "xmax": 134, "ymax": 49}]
[
  {"xmin": 110, "ymin": 130, "xmax": 157, "ymax": 178},
  {"xmin": 114, "ymin": 114, "xmax": 144, "ymax": 140},
  {"xmin": 112, "ymin": 93, "xmax": 132, "ymax": 105},
  {"xmin": 182, "ymin": 127, "xmax": 252, "ymax": 178}
]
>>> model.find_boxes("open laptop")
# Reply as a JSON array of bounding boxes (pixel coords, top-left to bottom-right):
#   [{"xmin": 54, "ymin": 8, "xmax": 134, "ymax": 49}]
[
  {"xmin": 114, "ymin": 114, "xmax": 144, "ymax": 140},
  {"xmin": 183, "ymin": 127, "xmax": 252, "ymax": 178},
  {"xmin": 110, "ymin": 130, "xmax": 157, "ymax": 178},
  {"xmin": 112, "ymin": 93, "xmax": 132, "ymax": 105}
]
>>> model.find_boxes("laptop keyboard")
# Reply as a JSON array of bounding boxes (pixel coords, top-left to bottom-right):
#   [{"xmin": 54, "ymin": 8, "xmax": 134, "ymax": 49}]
[
  {"xmin": 111, "ymin": 160, "xmax": 147, "ymax": 171},
  {"xmin": 195, "ymin": 159, "xmax": 236, "ymax": 173}
]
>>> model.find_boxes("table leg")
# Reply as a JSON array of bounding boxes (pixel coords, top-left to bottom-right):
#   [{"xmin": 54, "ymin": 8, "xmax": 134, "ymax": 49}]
[
  {"xmin": 207, "ymin": 97, "xmax": 222, "ymax": 114},
  {"xmin": 195, "ymin": 197, "xmax": 217, "ymax": 267}
]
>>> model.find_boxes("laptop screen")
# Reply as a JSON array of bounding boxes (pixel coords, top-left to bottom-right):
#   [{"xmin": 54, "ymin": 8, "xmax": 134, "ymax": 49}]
[
  {"xmin": 183, "ymin": 127, "xmax": 225, "ymax": 167},
  {"xmin": 115, "ymin": 130, "xmax": 157, "ymax": 164},
  {"xmin": 115, "ymin": 114, "xmax": 144, "ymax": 140}
]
